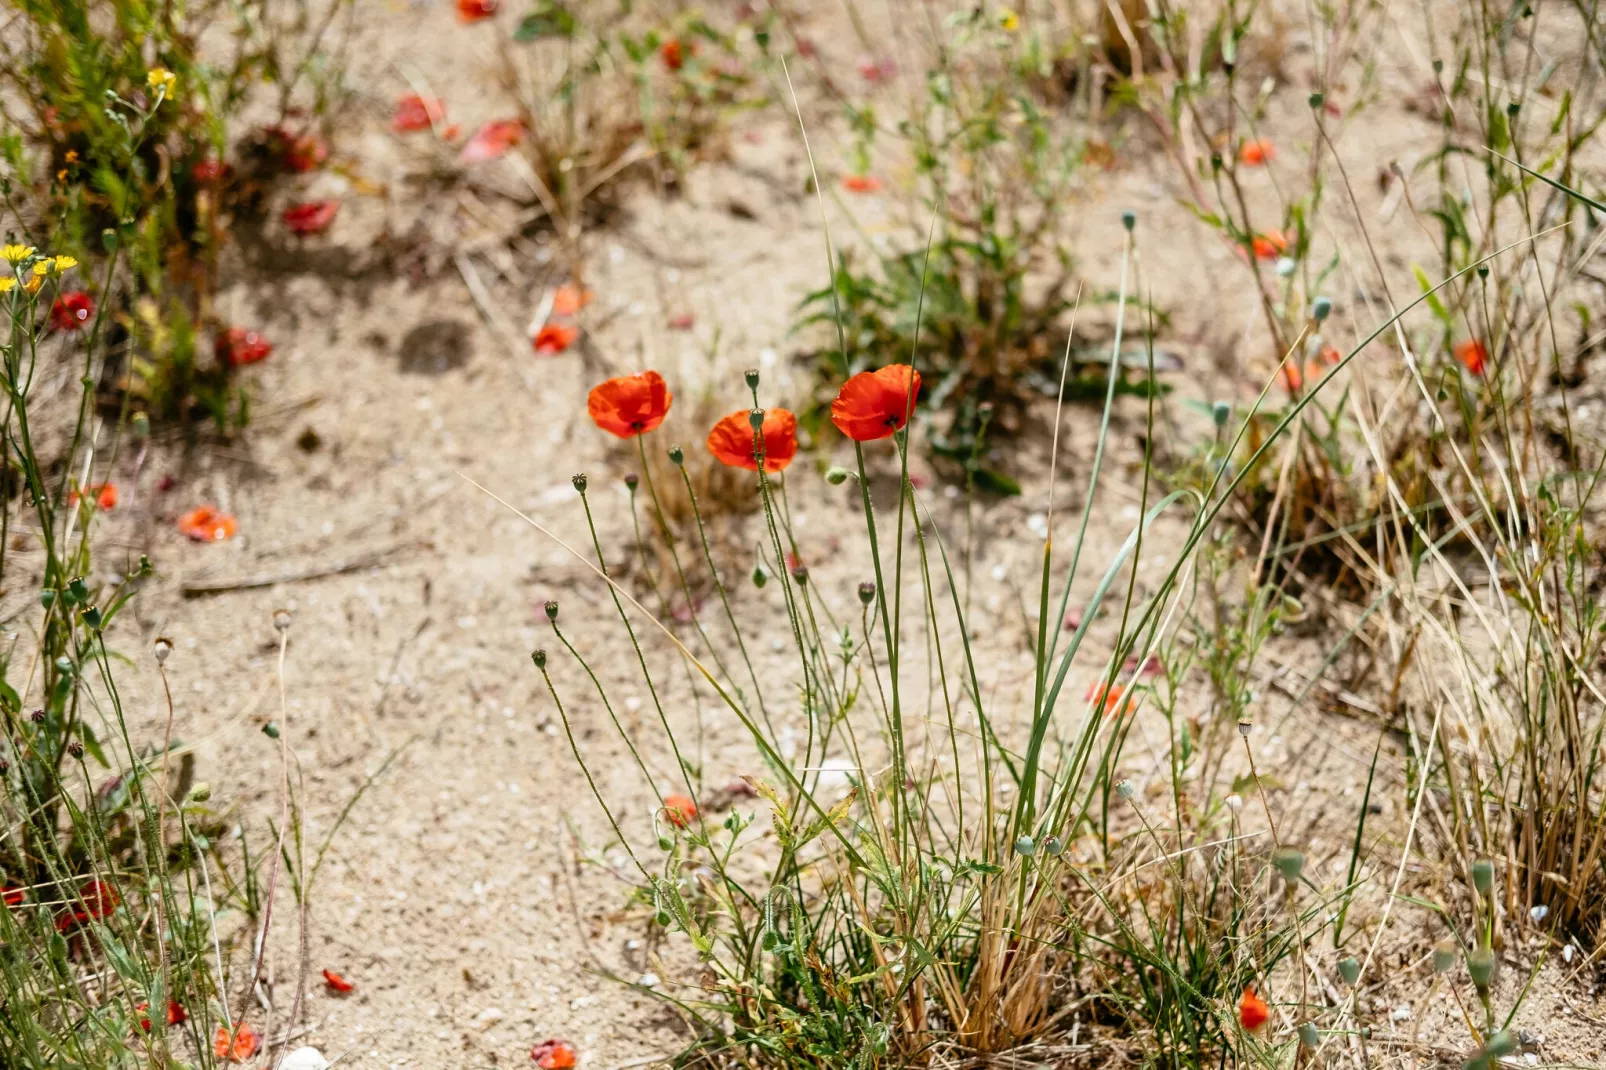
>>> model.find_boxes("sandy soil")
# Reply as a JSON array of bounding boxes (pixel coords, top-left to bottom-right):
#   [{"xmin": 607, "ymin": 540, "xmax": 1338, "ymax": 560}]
[{"xmin": 42, "ymin": 0, "xmax": 1606, "ymax": 1066}]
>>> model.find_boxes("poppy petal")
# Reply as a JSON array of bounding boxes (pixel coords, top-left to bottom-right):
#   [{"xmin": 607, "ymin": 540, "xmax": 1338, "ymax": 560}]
[{"xmin": 586, "ymin": 371, "xmax": 673, "ymax": 438}]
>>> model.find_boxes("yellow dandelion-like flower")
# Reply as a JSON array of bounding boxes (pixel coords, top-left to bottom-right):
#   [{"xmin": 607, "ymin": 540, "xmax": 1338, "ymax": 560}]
[
  {"xmin": 24, "ymin": 276, "xmax": 43, "ymax": 294},
  {"xmin": 64, "ymin": 150, "xmax": 79, "ymax": 164},
  {"xmin": 0, "ymin": 278, "xmax": 15, "ymax": 294},
  {"xmin": 997, "ymin": 7, "xmax": 1020, "ymax": 30},
  {"xmin": 2, "ymin": 244, "xmax": 34, "ymax": 265},
  {"xmin": 31, "ymin": 261, "xmax": 50, "ymax": 277},
  {"xmin": 146, "ymin": 68, "xmax": 177, "ymax": 99},
  {"xmin": 53, "ymin": 255, "xmax": 78, "ymax": 273}
]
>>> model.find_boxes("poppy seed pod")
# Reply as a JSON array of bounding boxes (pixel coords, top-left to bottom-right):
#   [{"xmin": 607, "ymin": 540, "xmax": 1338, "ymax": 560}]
[
  {"xmin": 544, "ymin": 600, "xmax": 559, "ymax": 621},
  {"xmin": 1014, "ymin": 835, "xmax": 1036, "ymax": 856},
  {"xmin": 1121, "ymin": 209, "xmax": 1136, "ymax": 231},
  {"xmin": 571, "ymin": 473, "xmax": 587, "ymax": 493},
  {"xmin": 154, "ymin": 637, "xmax": 173, "ymax": 664},
  {"xmin": 1237, "ymin": 719, "xmax": 1253, "ymax": 737},
  {"xmin": 858, "ymin": 581, "xmax": 876, "ymax": 605},
  {"xmin": 1298, "ymin": 1022, "xmax": 1318, "ymax": 1049},
  {"xmin": 1337, "ymin": 956, "xmax": 1360, "ymax": 985},
  {"xmin": 1272, "ymin": 845, "xmax": 1305, "ymax": 884},
  {"xmin": 263, "ymin": 722, "xmax": 280, "ymax": 739},
  {"xmin": 791, "ymin": 565, "xmax": 809, "ymax": 585},
  {"xmin": 1043, "ymin": 836, "xmax": 1063, "ymax": 856},
  {"xmin": 531, "ymin": 650, "xmax": 547, "ymax": 669},
  {"xmin": 1466, "ymin": 947, "xmax": 1497, "ymax": 990},
  {"xmin": 748, "ymin": 408, "xmax": 765, "ymax": 432},
  {"xmin": 1471, "ymin": 858, "xmax": 1494, "ymax": 895},
  {"xmin": 744, "ymin": 369, "xmax": 760, "ymax": 390},
  {"xmin": 29, "ymin": 708, "xmax": 45, "ymax": 724},
  {"xmin": 1313, "ymin": 296, "xmax": 1332, "ymax": 321},
  {"xmin": 1212, "ymin": 401, "xmax": 1231, "ymax": 428},
  {"xmin": 825, "ymin": 466, "xmax": 850, "ymax": 485},
  {"xmin": 667, "ymin": 445, "xmax": 685, "ymax": 466},
  {"xmin": 1115, "ymin": 779, "xmax": 1135, "ymax": 801},
  {"xmin": 273, "ymin": 608, "xmax": 292, "ymax": 632},
  {"xmin": 624, "ymin": 473, "xmax": 639, "ymax": 492},
  {"xmin": 67, "ymin": 740, "xmax": 84, "ymax": 759},
  {"xmin": 1433, "ymin": 940, "xmax": 1456, "ymax": 973}
]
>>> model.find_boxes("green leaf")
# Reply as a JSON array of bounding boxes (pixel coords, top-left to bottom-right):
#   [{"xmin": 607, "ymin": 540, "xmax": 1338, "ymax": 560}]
[
  {"xmin": 513, "ymin": 2, "xmax": 576, "ymax": 40},
  {"xmin": 971, "ymin": 468, "xmax": 1022, "ymax": 496}
]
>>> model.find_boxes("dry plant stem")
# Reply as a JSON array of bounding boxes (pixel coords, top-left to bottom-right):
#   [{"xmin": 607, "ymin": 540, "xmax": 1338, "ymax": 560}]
[{"xmin": 244, "ymin": 625, "xmax": 293, "ymax": 1025}]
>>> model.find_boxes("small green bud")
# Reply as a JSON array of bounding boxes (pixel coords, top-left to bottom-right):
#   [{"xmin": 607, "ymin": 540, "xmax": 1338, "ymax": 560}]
[
  {"xmin": 1312, "ymin": 296, "xmax": 1332, "ymax": 322},
  {"xmin": 81, "ymin": 606, "xmax": 101, "ymax": 630},
  {"xmin": 825, "ymin": 466, "xmax": 850, "ymax": 485},
  {"xmin": 1432, "ymin": 58, "xmax": 1444, "ymax": 74},
  {"xmin": 748, "ymin": 408, "xmax": 765, "ymax": 433},
  {"xmin": 1471, "ymin": 858, "xmax": 1494, "ymax": 895},
  {"xmin": 744, "ymin": 369, "xmax": 760, "ymax": 390},
  {"xmin": 1272, "ymin": 845, "xmax": 1305, "ymax": 884},
  {"xmin": 39, "ymin": 589, "xmax": 55, "ymax": 609},
  {"xmin": 1337, "ymin": 956, "xmax": 1360, "ymax": 985},
  {"xmin": 531, "ymin": 649, "xmax": 547, "ymax": 669},
  {"xmin": 1484, "ymin": 1031, "xmax": 1517, "ymax": 1057},
  {"xmin": 667, "ymin": 445, "xmax": 684, "ymax": 466},
  {"xmin": 791, "ymin": 565, "xmax": 809, "ymax": 585},
  {"xmin": 1433, "ymin": 940, "xmax": 1456, "ymax": 973},
  {"xmin": 571, "ymin": 473, "xmax": 587, "ymax": 493},
  {"xmin": 858, "ymin": 581, "xmax": 876, "ymax": 606},
  {"xmin": 1043, "ymin": 836, "xmax": 1063, "ymax": 856},
  {"xmin": 186, "ymin": 782, "xmax": 212, "ymax": 803},
  {"xmin": 262, "ymin": 721, "xmax": 280, "ymax": 739},
  {"xmin": 655, "ymin": 910, "xmax": 673, "ymax": 927},
  {"xmin": 1115, "ymin": 779, "xmax": 1136, "ymax": 801},
  {"xmin": 1308, "ymin": 91, "xmax": 1324, "ymax": 109},
  {"xmin": 1466, "ymin": 947, "xmax": 1497, "ymax": 990},
  {"xmin": 67, "ymin": 578, "xmax": 89, "ymax": 604},
  {"xmin": 544, "ymin": 600, "xmax": 559, "ymax": 621},
  {"xmin": 761, "ymin": 930, "xmax": 779, "ymax": 951},
  {"xmin": 751, "ymin": 563, "xmax": 769, "ymax": 589},
  {"xmin": 1298, "ymin": 1022, "xmax": 1319, "ymax": 1049},
  {"xmin": 1014, "ymin": 835, "xmax": 1036, "ymax": 856},
  {"xmin": 657, "ymin": 835, "xmax": 673, "ymax": 851},
  {"xmin": 1505, "ymin": 101, "xmax": 1520, "ymax": 117},
  {"xmin": 623, "ymin": 473, "xmax": 638, "ymax": 493},
  {"xmin": 55, "ymin": 656, "xmax": 74, "ymax": 675},
  {"xmin": 1477, "ymin": 265, "xmax": 1490, "ymax": 279},
  {"xmin": 1121, "ymin": 209, "xmax": 1136, "ymax": 231}
]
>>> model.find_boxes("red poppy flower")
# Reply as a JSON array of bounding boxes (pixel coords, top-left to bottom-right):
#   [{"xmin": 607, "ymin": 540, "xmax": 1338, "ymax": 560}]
[
  {"xmin": 858, "ymin": 56, "xmax": 897, "ymax": 83},
  {"xmin": 830, "ymin": 364, "xmax": 921, "ymax": 442},
  {"xmin": 667, "ymin": 312, "xmax": 694, "ymax": 331},
  {"xmin": 660, "ymin": 39, "xmax": 685, "ymax": 71},
  {"xmin": 215, "ymin": 326, "xmax": 273, "ymax": 367},
  {"xmin": 551, "ymin": 284, "xmax": 592, "ymax": 317},
  {"xmin": 69, "ymin": 483, "xmax": 118, "ymax": 511},
  {"xmin": 393, "ymin": 94, "xmax": 446, "ymax": 133},
  {"xmin": 135, "ymin": 1000, "xmax": 186, "ymax": 1032},
  {"xmin": 1279, "ymin": 360, "xmax": 1305, "ymax": 394},
  {"xmin": 459, "ymin": 120, "xmax": 524, "ymax": 164},
  {"xmin": 286, "ymin": 134, "xmax": 328, "ymax": 173},
  {"xmin": 1454, "ymin": 339, "xmax": 1488, "ymax": 377},
  {"xmin": 1085, "ymin": 681, "xmax": 1133, "ymax": 718},
  {"xmin": 193, "ymin": 158, "xmax": 230, "ymax": 184},
  {"xmin": 323, "ymin": 968, "xmax": 355, "ymax": 993},
  {"xmin": 662, "ymin": 793, "xmax": 698, "ymax": 828},
  {"xmin": 1238, "ymin": 986, "xmax": 1269, "ymax": 1031},
  {"xmin": 284, "ymin": 200, "xmax": 339, "ymax": 235},
  {"xmin": 533, "ymin": 322, "xmax": 579, "ymax": 356},
  {"xmin": 50, "ymin": 291, "xmax": 94, "ymax": 332},
  {"xmin": 1239, "ymin": 138, "xmax": 1275, "ymax": 166},
  {"xmin": 842, "ymin": 174, "xmax": 881, "ymax": 193},
  {"xmin": 706, "ymin": 408, "xmax": 799, "ymax": 472},
  {"xmin": 457, "ymin": 0, "xmax": 497, "ymax": 21},
  {"xmin": 2, "ymin": 885, "xmax": 25, "ymax": 907},
  {"xmin": 587, "ymin": 371, "xmax": 673, "ymax": 438},
  {"xmin": 531, "ymin": 1039, "xmax": 578, "ymax": 1069},
  {"xmin": 1316, "ymin": 343, "xmax": 1342, "ymax": 365},
  {"xmin": 177, "ymin": 505, "xmax": 238, "ymax": 543},
  {"xmin": 1251, "ymin": 230, "xmax": 1288, "ymax": 260},
  {"xmin": 213, "ymin": 1023, "xmax": 259, "ymax": 1062},
  {"xmin": 56, "ymin": 878, "xmax": 119, "ymax": 931}
]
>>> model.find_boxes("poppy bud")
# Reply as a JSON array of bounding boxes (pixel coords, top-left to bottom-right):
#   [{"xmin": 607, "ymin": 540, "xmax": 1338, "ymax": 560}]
[
  {"xmin": 1298, "ymin": 1022, "xmax": 1318, "ymax": 1048},
  {"xmin": 40, "ymin": 590, "xmax": 55, "ymax": 608},
  {"xmin": 791, "ymin": 565, "xmax": 809, "ymax": 585},
  {"xmin": 263, "ymin": 721, "xmax": 280, "ymax": 739},
  {"xmin": 67, "ymin": 740, "xmax": 84, "ymax": 759},
  {"xmin": 187, "ymin": 782, "xmax": 211, "ymax": 803},
  {"xmin": 154, "ymin": 637, "xmax": 172, "ymax": 664},
  {"xmin": 1432, "ymin": 940, "xmax": 1456, "ymax": 973},
  {"xmin": 1477, "ymin": 265, "xmax": 1489, "ymax": 279},
  {"xmin": 1432, "ymin": 57, "xmax": 1444, "ymax": 73},
  {"xmin": 655, "ymin": 910, "xmax": 672, "ymax": 927},
  {"xmin": 748, "ymin": 408, "xmax": 765, "ymax": 433},
  {"xmin": 1466, "ymin": 947, "xmax": 1496, "ymax": 990},
  {"xmin": 751, "ymin": 564, "xmax": 769, "ymax": 588},
  {"xmin": 1312, "ymin": 296, "xmax": 1332, "ymax": 322},
  {"xmin": 1212, "ymin": 401, "xmax": 1231, "ymax": 427},
  {"xmin": 1308, "ymin": 91, "xmax": 1324, "ymax": 108},
  {"xmin": 1014, "ymin": 835, "xmax": 1035, "ymax": 856},
  {"xmin": 744, "ymin": 369, "xmax": 760, "ymax": 390},
  {"xmin": 273, "ymin": 608, "xmax": 292, "ymax": 632},
  {"xmin": 1505, "ymin": 100, "xmax": 1519, "ymax": 117},
  {"xmin": 1121, "ymin": 209, "xmax": 1136, "ymax": 231},
  {"xmin": 531, "ymin": 650, "xmax": 547, "ymax": 669},
  {"xmin": 858, "ymin": 582, "xmax": 875, "ymax": 605},
  {"xmin": 1485, "ymin": 1031, "xmax": 1516, "ymax": 1057},
  {"xmin": 1272, "ymin": 846, "xmax": 1305, "ymax": 884},
  {"xmin": 1237, "ymin": 719, "xmax": 1252, "ymax": 737},
  {"xmin": 1471, "ymin": 858, "xmax": 1494, "ymax": 895},
  {"xmin": 29, "ymin": 708, "xmax": 45, "ymax": 724},
  {"xmin": 1115, "ymin": 779, "xmax": 1135, "ymax": 801},
  {"xmin": 657, "ymin": 835, "xmax": 673, "ymax": 851},
  {"xmin": 571, "ymin": 473, "xmax": 587, "ymax": 493},
  {"xmin": 761, "ymin": 929, "xmax": 780, "ymax": 951},
  {"xmin": 825, "ymin": 466, "xmax": 850, "ymax": 485},
  {"xmin": 667, "ymin": 446, "xmax": 684, "ymax": 467},
  {"xmin": 544, "ymin": 600, "xmax": 559, "ymax": 621},
  {"xmin": 1337, "ymin": 956, "xmax": 1360, "ymax": 985},
  {"xmin": 1043, "ymin": 836, "xmax": 1063, "ymax": 856},
  {"xmin": 624, "ymin": 473, "xmax": 639, "ymax": 492}
]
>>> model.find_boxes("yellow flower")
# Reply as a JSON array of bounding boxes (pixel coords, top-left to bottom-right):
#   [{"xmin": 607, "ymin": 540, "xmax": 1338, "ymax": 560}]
[
  {"xmin": 0, "ymin": 278, "xmax": 15, "ymax": 294},
  {"xmin": 31, "ymin": 261, "xmax": 50, "ymax": 277},
  {"xmin": 998, "ymin": 7, "xmax": 1019, "ymax": 30},
  {"xmin": 64, "ymin": 150, "xmax": 79, "ymax": 164},
  {"xmin": 146, "ymin": 67, "xmax": 177, "ymax": 99},
  {"xmin": 53, "ymin": 255, "xmax": 78, "ymax": 273},
  {"xmin": 2, "ymin": 244, "xmax": 34, "ymax": 265},
  {"xmin": 23, "ymin": 276, "xmax": 43, "ymax": 294}
]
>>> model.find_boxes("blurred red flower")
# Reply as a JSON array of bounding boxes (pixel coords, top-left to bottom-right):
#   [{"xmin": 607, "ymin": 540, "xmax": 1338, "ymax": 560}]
[
  {"xmin": 177, "ymin": 505, "xmax": 238, "ymax": 543},
  {"xmin": 69, "ymin": 483, "xmax": 118, "ymax": 511},
  {"xmin": 459, "ymin": 120, "xmax": 524, "ymax": 164},
  {"xmin": 842, "ymin": 174, "xmax": 881, "ymax": 193},
  {"xmin": 284, "ymin": 200, "xmax": 339, "ymax": 235},
  {"xmin": 660, "ymin": 38, "xmax": 685, "ymax": 70},
  {"xmin": 662, "ymin": 793, "xmax": 698, "ymax": 828},
  {"xmin": 457, "ymin": 0, "xmax": 497, "ymax": 21},
  {"xmin": 1251, "ymin": 230, "xmax": 1288, "ymax": 260},
  {"xmin": 531, "ymin": 1039, "xmax": 578, "ymax": 1069},
  {"xmin": 533, "ymin": 322, "xmax": 579, "ymax": 356},
  {"xmin": 393, "ymin": 94, "xmax": 446, "ymax": 133},
  {"xmin": 1454, "ymin": 339, "xmax": 1488, "ymax": 377},
  {"xmin": 213, "ymin": 1023, "xmax": 259, "ymax": 1062},
  {"xmin": 587, "ymin": 371, "xmax": 672, "ymax": 438},
  {"xmin": 215, "ymin": 327, "xmax": 273, "ymax": 367},
  {"xmin": 1238, "ymin": 986, "xmax": 1269, "ymax": 1031},
  {"xmin": 706, "ymin": 408, "xmax": 798, "ymax": 472},
  {"xmin": 51, "ymin": 291, "xmax": 94, "ymax": 332},
  {"xmin": 55, "ymin": 878, "xmax": 119, "ymax": 932},
  {"xmin": 550, "ymin": 284, "xmax": 593, "ymax": 317},
  {"xmin": 323, "ymin": 968, "xmax": 355, "ymax": 993},
  {"xmin": 1239, "ymin": 138, "xmax": 1275, "ymax": 166}
]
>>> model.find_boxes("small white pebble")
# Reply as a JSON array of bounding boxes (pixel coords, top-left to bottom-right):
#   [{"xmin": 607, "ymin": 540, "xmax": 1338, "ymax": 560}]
[{"xmin": 637, "ymin": 972, "xmax": 660, "ymax": 988}]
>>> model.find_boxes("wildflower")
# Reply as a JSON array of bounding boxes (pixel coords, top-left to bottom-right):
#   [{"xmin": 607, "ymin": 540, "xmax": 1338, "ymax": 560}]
[
  {"xmin": 2, "ymin": 885, "xmax": 25, "ymax": 906},
  {"xmin": 842, "ymin": 174, "xmax": 881, "ymax": 193},
  {"xmin": 146, "ymin": 68, "xmax": 177, "ymax": 99},
  {"xmin": 662, "ymin": 793, "xmax": 698, "ymax": 828},
  {"xmin": 459, "ymin": 120, "xmax": 524, "ymax": 164},
  {"xmin": 706, "ymin": 408, "xmax": 799, "ymax": 472},
  {"xmin": 0, "ymin": 279, "xmax": 14, "ymax": 294},
  {"xmin": 533, "ymin": 322, "xmax": 579, "ymax": 356},
  {"xmin": 858, "ymin": 57, "xmax": 897, "ymax": 83},
  {"xmin": 997, "ymin": 7, "xmax": 1020, "ymax": 30},
  {"xmin": 393, "ymin": 94, "xmax": 446, "ymax": 133},
  {"xmin": 55, "ymin": 878, "xmax": 120, "ymax": 932},
  {"xmin": 177, "ymin": 505, "xmax": 239, "ymax": 542},
  {"xmin": 68, "ymin": 483, "xmax": 118, "ymax": 511},
  {"xmin": 2, "ymin": 244, "xmax": 34, "ymax": 265},
  {"xmin": 1085, "ymin": 681, "xmax": 1133, "ymax": 718},
  {"xmin": 213, "ymin": 1023, "xmax": 260, "ymax": 1062},
  {"xmin": 1251, "ymin": 230, "xmax": 1288, "ymax": 260},
  {"xmin": 32, "ymin": 261, "xmax": 50, "ymax": 277},
  {"xmin": 193, "ymin": 158, "xmax": 230, "ymax": 183},
  {"xmin": 1453, "ymin": 339, "xmax": 1488, "ymax": 377},
  {"xmin": 1238, "ymin": 986, "xmax": 1270, "ymax": 1031},
  {"xmin": 322, "ymin": 968, "xmax": 355, "ymax": 993},
  {"xmin": 52, "ymin": 255, "xmax": 77, "ymax": 273},
  {"xmin": 530, "ymin": 1039, "xmax": 578, "ymax": 1069},
  {"xmin": 50, "ymin": 291, "xmax": 94, "ymax": 332},
  {"xmin": 284, "ymin": 201, "xmax": 339, "ymax": 235},
  {"xmin": 551, "ymin": 284, "xmax": 593, "ymax": 317},
  {"xmin": 667, "ymin": 312, "xmax": 694, "ymax": 330},
  {"xmin": 286, "ymin": 134, "xmax": 329, "ymax": 173},
  {"xmin": 830, "ymin": 364, "xmax": 921, "ymax": 441},
  {"xmin": 23, "ymin": 276, "xmax": 43, "ymax": 295},
  {"xmin": 660, "ymin": 39, "xmax": 685, "ymax": 71},
  {"xmin": 215, "ymin": 327, "xmax": 273, "ymax": 366},
  {"xmin": 587, "ymin": 371, "xmax": 672, "ymax": 438},
  {"xmin": 136, "ymin": 1000, "xmax": 186, "ymax": 1032},
  {"xmin": 457, "ymin": 0, "xmax": 497, "ymax": 21},
  {"xmin": 1239, "ymin": 138, "xmax": 1275, "ymax": 166}
]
